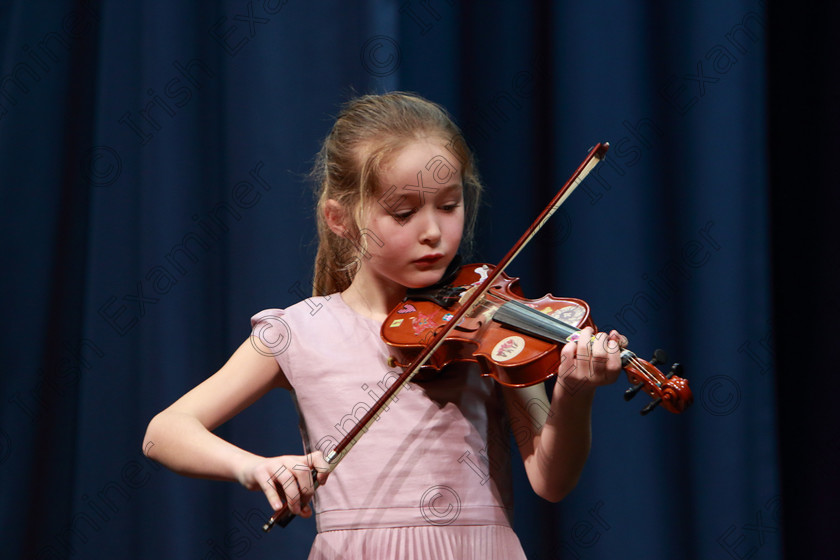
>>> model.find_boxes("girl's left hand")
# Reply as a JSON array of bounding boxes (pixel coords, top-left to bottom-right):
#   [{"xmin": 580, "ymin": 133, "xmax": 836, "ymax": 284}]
[{"xmin": 557, "ymin": 327, "xmax": 626, "ymax": 392}]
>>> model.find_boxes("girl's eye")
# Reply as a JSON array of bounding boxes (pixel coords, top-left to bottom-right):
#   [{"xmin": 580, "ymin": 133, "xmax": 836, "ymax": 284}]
[
  {"xmin": 394, "ymin": 209, "xmax": 416, "ymax": 220},
  {"xmin": 441, "ymin": 203, "xmax": 461, "ymax": 212}
]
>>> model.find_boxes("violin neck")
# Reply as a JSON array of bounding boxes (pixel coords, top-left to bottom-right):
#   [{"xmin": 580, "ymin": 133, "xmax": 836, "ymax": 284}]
[
  {"xmin": 492, "ymin": 299, "xmax": 580, "ymax": 343},
  {"xmin": 493, "ymin": 300, "xmax": 636, "ymax": 366}
]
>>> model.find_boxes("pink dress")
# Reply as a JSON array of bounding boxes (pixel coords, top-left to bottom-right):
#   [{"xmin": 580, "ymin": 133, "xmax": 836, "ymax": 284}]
[{"xmin": 251, "ymin": 295, "xmax": 527, "ymax": 559}]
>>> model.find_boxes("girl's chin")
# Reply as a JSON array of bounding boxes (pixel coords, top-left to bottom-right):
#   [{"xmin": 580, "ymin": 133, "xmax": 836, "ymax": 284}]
[{"xmin": 400, "ymin": 268, "xmax": 447, "ymax": 289}]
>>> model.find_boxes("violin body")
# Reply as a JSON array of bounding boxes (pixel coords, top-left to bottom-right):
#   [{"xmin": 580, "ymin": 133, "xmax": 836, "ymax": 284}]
[
  {"xmin": 383, "ymin": 264, "xmax": 592, "ymax": 387},
  {"xmin": 381, "ymin": 263, "xmax": 693, "ymax": 414}
]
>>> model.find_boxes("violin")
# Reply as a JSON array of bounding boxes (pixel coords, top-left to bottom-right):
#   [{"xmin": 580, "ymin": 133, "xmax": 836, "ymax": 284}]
[
  {"xmin": 381, "ymin": 262, "xmax": 693, "ymax": 415},
  {"xmin": 262, "ymin": 142, "xmax": 692, "ymax": 533}
]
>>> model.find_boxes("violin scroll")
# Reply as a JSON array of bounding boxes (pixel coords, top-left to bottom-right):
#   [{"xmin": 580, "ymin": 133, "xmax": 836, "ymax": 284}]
[{"xmin": 621, "ymin": 349, "xmax": 692, "ymax": 415}]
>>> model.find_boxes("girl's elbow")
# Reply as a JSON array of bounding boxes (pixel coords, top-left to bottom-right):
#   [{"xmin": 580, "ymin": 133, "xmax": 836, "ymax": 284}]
[
  {"xmin": 535, "ymin": 477, "xmax": 580, "ymax": 503},
  {"xmin": 537, "ymin": 486, "xmax": 569, "ymax": 503},
  {"xmin": 142, "ymin": 414, "xmax": 163, "ymax": 459},
  {"xmin": 142, "ymin": 437, "xmax": 156, "ymax": 459}
]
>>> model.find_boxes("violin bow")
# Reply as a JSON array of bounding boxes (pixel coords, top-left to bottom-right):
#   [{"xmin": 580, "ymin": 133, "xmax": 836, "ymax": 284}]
[{"xmin": 262, "ymin": 142, "xmax": 610, "ymax": 531}]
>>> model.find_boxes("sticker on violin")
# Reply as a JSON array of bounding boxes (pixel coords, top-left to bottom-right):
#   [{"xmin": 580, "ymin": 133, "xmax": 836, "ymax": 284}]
[
  {"xmin": 411, "ymin": 312, "xmax": 439, "ymax": 336},
  {"xmin": 470, "ymin": 265, "xmax": 491, "ymax": 286},
  {"xmin": 389, "ymin": 319, "xmax": 404, "ymax": 328},
  {"xmin": 397, "ymin": 303, "xmax": 417, "ymax": 314},
  {"xmin": 492, "ymin": 336, "xmax": 525, "ymax": 362},
  {"xmin": 442, "ymin": 313, "xmax": 453, "ymax": 322},
  {"xmin": 542, "ymin": 305, "xmax": 586, "ymax": 326}
]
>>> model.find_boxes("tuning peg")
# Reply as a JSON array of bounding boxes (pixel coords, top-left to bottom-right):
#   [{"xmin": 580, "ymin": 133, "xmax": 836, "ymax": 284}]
[
  {"xmin": 625, "ymin": 350, "xmax": 670, "ymax": 401},
  {"xmin": 667, "ymin": 363, "xmax": 683, "ymax": 378},
  {"xmin": 638, "ymin": 363, "xmax": 685, "ymax": 415},
  {"xmin": 650, "ymin": 349, "xmax": 668, "ymax": 366},
  {"xmin": 624, "ymin": 382, "xmax": 644, "ymax": 401},
  {"xmin": 640, "ymin": 397, "xmax": 662, "ymax": 415}
]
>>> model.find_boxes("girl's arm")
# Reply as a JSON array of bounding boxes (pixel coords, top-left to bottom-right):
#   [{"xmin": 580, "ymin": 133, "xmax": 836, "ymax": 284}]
[
  {"xmin": 502, "ymin": 327, "xmax": 624, "ymax": 502},
  {"xmin": 142, "ymin": 337, "xmax": 329, "ymax": 516}
]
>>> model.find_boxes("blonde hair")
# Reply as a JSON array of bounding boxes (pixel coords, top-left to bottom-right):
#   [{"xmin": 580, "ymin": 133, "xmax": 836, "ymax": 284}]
[{"xmin": 311, "ymin": 92, "xmax": 482, "ymax": 296}]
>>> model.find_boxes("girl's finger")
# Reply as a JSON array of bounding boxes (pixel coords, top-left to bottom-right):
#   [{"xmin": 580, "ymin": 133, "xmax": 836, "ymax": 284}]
[
  {"xmin": 609, "ymin": 330, "xmax": 629, "ymax": 349},
  {"xmin": 260, "ymin": 465, "xmax": 290, "ymax": 512},
  {"xmin": 305, "ymin": 451, "xmax": 332, "ymax": 486},
  {"xmin": 572, "ymin": 327, "xmax": 594, "ymax": 358},
  {"xmin": 270, "ymin": 463, "xmax": 308, "ymax": 516},
  {"xmin": 559, "ymin": 333, "xmax": 579, "ymax": 376}
]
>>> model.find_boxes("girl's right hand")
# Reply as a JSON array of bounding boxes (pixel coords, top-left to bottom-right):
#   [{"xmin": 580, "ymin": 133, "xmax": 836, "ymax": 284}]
[{"xmin": 237, "ymin": 452, "xmax": 330, "ymax": 517}]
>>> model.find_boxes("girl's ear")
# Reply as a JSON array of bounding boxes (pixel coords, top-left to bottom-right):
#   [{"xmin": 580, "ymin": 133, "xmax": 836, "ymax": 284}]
[{"xmin": 324, "ymin": 199, "xmax": 348, "ymax": 237}]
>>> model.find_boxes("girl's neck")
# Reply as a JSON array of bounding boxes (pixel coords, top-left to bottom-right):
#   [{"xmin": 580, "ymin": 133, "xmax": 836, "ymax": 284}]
[{"xmin": 341, "ymin": 271, "xmax": 406, "ymax": 323}]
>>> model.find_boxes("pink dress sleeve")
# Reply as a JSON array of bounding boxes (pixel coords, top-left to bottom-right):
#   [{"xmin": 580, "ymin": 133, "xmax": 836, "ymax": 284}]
[{"xmin": 250, "ymin": 308, "xmax": 296, "ymax": 385}]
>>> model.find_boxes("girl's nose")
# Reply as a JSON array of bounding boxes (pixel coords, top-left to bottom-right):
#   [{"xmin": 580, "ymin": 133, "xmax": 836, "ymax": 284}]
[{"xmin": 419, "ymin": 212, "xmax": 441, "ymax": 246}]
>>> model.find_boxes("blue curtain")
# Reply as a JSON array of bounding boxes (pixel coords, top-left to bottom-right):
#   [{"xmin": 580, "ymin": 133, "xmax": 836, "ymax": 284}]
[{"xmin": 2, "ymin": 1, "xmax": 807, "ymax": 558}]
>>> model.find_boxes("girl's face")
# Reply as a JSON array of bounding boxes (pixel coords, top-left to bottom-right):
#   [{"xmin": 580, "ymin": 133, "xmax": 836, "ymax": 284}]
[{"xmin": 355, "ymin": 137, "xmax": 465, "ymax": 291}]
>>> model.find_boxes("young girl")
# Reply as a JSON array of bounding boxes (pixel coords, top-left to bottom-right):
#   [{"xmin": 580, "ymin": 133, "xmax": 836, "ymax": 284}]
[{"xmin": 143, "ymin": 92, "xmax": 626, "ymax": 559}]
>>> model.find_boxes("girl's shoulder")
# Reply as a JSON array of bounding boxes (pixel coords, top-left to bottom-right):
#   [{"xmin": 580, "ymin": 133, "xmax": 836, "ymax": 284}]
[
  {"xmin": 249, "ymin": 294, "xmax": 381, "ymax": 387},
  {"xmin": 250, "ymin": 295, "xmax": 337, "ymax": 326},
  {"xmin": 250, "ymin": 294, "xmax": 361, "ymax": 347}
]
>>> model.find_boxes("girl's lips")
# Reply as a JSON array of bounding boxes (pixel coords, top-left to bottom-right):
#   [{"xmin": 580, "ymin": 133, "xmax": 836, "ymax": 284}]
[{"xmin": 413, "ymin": 254, "xmax": 443, "ymax": 265}]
